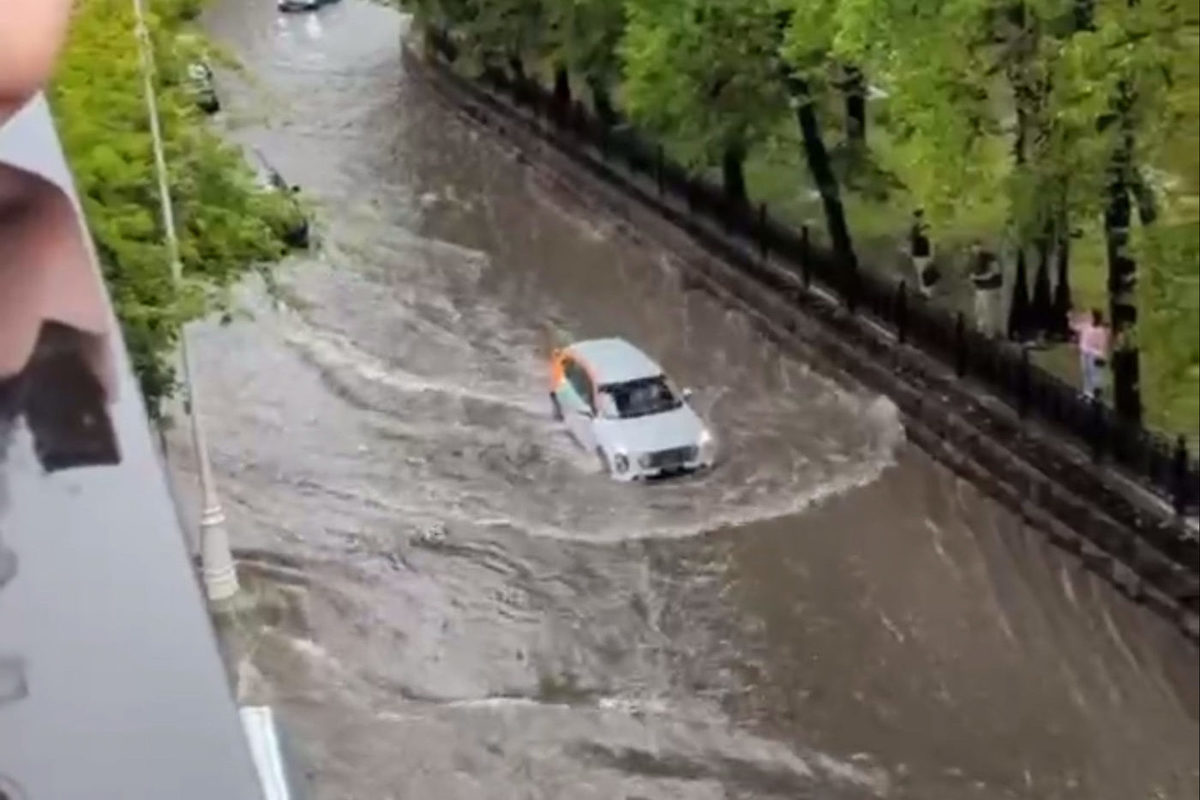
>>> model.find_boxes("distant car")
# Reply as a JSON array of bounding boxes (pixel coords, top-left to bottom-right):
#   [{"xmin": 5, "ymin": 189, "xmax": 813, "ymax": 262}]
[
  {"xmin": 277, "ymin": 0, "xmax": 320, "ymax": 11},
  {"xmin": 248, "ymin": 148, "xmax": 310, "ymax": 249},
  {"xmin": 549, "ymin": 338, "xmax": 716, "ymax": 480},
  {"xmin": 186, "ymin": 61, "xmax": 219, "ymax": 114}
]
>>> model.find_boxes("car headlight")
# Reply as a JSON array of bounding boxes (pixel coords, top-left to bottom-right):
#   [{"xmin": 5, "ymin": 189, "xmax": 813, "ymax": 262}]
[
  {"xmin": 613, "ymin": 452, "xmax": 630, "ymax": 473},
  {"xmin": 697, "ymin": 429, "xmax": 716, "ymax": 462},
  {"xmin": 698, "ymin": 429, "xmax": 712, "ymax": 446}
]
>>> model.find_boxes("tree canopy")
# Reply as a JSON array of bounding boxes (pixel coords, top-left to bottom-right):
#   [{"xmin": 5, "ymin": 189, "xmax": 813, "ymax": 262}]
[
  {"xmin": 620, "ymin": 0, "xmax": 787, "ymax": 176},
  {"xmin": 50, "ymin": 0, "xmax": 295, "ymax": 416}
]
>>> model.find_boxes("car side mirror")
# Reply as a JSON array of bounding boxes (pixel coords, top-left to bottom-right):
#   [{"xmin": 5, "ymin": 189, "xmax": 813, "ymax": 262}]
[{"xmin": 681, "ymin": 387, "xmax": 694, "ymax": 401}]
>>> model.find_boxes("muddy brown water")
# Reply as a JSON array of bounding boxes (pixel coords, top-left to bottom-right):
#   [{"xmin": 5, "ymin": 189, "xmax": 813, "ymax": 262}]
[{"xmin": 164, "ymin": 2, "xmax": 1199, "ymax": 797}]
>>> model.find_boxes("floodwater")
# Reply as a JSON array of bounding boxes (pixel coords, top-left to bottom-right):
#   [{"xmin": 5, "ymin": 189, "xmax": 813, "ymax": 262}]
[{"xmin": 167, "ymin": 1, "xmax": 1200, "ymax": 797}]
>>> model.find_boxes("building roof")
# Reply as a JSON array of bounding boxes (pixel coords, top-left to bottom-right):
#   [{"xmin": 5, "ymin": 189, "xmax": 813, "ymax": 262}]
[{"xmin": 568, "ymin": 337, "xmax": 662, "ymax": 385}]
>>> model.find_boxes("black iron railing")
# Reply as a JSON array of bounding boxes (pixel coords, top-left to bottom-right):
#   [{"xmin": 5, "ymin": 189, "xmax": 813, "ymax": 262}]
[{"xmin": 427, "ymin": 31, "xmax": 1199, "ymax": 515}]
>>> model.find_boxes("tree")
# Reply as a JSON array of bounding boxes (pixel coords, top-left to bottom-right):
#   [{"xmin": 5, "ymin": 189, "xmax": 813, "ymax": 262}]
[
  {"xmin": 831, "ymin": 0, "xmax": 1005, "ymax": 228},
  {"xmin": 621, "ymin": 0, "xmax": 788, "ymax": 204},
  {"xmin": 1123, "ymin": 0, "xmax": 1200, "ymax": 434},
  {"xmin": 779, "ymin": 0, "xmax": 867, "ymax": 287},
  {"xmin": 470, "ymin": 0, "xmax": 550, "ymax": 76},
  {"xmin": 1135, "ymin": 220, "xmax": 1200, "ymax": 437},
  {"xmin": 546, "ymin": 0, "xmax": 625, "ymax": 123},
  {"xmin": 403, "ymin": 0, "xmax": 1196, "ymax": 433},
  {"xmin": 834, "ymin": 0, "xmax": 1190, "ymax": 346},
  {"xmin": 50, "ymin": 0, "xmax": 295, "ymax": 415}
]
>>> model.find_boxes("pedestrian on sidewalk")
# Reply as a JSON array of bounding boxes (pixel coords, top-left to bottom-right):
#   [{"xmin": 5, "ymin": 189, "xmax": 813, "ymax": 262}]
[
  {"xmin": 1069, "ymin": 308, "xmax": 1110, "ymax": 400},
  {"xmin": 969, "ymin": 240, "xmax": 1003, "ymax": 337},
  {"xmin": 908, "ymin": 209, "xmax": 937, "ymax": 297}
]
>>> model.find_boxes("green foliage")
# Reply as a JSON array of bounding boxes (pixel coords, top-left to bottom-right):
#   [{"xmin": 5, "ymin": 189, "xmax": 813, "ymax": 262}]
[
  {"xmin": 546, "ymin": 0, "xmax": 625, "ymax": 91},
  {"xmin": 412, "ymin": 0, "xmax": 550, "ymax": 68},
  {"xmin": 409, "ymin": 0, "xmax": 1198, "ymax": 435},
  {"xmin": 1135, "ymin": 215, "xmax": 1200, "ymax": 443},
  {"xmin": 49, "ymin": 0, "xmax": 294, "ymax": 415},
  {"xmin": 620, "ymin": 0, "xmax": 788, "ymax": 169}
]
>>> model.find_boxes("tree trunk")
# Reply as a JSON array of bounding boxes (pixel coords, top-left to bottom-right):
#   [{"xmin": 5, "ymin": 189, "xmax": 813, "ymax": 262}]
[
  {"xmin": 587, "ymin": 77, "xmax": 617, "ymax": 127},
  {"xmin": 1074, "ymin": 0, "xmax": 1095, "ymax": 29},
  {"xmin": 1008, "ymin": 249, "xmax": 1032, "ymax": 342},
  {"xmin": 1030, "ymin": 224, "xmax": 1054, "ymax": 337},
  {"xmin": 1130, "ymin": 169, "xmax": 1157, "ymax": 225},
  {"xmin": 507, "ymin": 54, "xmax": 525, "ymax": 82},
  {"xmin": 783, "ymin": 72, "xmax": 859, "ymax": 285},
  {"xmin": 552, "ymin": 65, "xmax": 571, "ymax": 113},
  {"xmin": 1104, "ymin": 0, "xmax": 1145, "ymax": 420},
  {"xmin": 1105, "ymin": 82, "xmax": 1141, "ymax": 421},
  {"xmin": 721, "ymin": 144, "xmax": 748, "ymax": 207},
  {"xmin": 842, "ymin": 64, "xmax": 867, "ymax": 144},
  {"xmin": 1049, "ymin": 222, "xmax": 1073, "ymax": 340}
]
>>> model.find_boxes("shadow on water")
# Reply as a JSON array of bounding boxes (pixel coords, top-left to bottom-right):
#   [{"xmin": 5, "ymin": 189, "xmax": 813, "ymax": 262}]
[{"xmin": 165, "ymin": 1, "xmax": 1200, "ymax": 797}]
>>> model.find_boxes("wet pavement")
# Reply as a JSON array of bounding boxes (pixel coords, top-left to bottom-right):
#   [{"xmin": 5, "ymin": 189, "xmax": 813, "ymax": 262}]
[{"xmin": 165, "ymin": 1, "xmax": 1200, "ymax": 797}]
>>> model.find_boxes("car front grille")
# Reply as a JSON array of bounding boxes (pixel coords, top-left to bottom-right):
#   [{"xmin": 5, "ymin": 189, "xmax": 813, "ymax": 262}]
[{"xmin": 645, "ymin": 445, "xmax": 699, "ymax": 469}]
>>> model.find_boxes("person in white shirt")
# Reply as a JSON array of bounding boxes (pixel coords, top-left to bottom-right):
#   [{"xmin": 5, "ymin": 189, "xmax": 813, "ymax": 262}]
[
  {"xmin": 968, "ymin": 240, "xmax": 1004, "ymax": 337},
  {"xmin": 1069, "ymin": 309, "xmax": 1111, "ymax": 400}
]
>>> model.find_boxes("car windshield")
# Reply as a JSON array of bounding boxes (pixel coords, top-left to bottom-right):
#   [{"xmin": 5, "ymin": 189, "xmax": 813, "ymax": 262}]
[{"xmin": 601, "ymin": 376, "xmax": 680, "ymax": 419}]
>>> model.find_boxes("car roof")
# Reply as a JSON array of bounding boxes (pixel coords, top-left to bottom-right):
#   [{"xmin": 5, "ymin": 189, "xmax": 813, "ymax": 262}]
[{"xmin": 567, "ymin": 338, "xmax": 662, "ymax": 384}]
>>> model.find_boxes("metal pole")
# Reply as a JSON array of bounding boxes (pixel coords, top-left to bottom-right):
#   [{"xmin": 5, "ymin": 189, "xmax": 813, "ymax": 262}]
[
  {"xmin": 758, "ymin": 203, "xmax": 767, "ymax": 263},
  {"xmin": 132, "ymin": 0, "xmax": 238, "ymax": 603},
  {"xmin": 800, "ymin": 225, "xmax": 811, "ymax": 289},
  {"xmin": 954, "ymin": 312, "xmax": 967, "ymax": 377},
  {"xmin": 1171, "ymin": 435, "xmax": 1188, "ymax": 516}
]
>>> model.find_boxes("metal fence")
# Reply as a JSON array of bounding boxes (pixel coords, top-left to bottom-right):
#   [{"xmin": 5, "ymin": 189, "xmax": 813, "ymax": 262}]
[{"xmin": 429, "ymin": 33, "xmax": 1199, "ymax": 515}]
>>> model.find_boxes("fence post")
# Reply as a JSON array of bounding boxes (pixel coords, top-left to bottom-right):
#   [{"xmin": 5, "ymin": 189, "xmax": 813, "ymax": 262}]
[
  {"xmin": 1089, "ymin": 397, "xmax": 1105, "ymax": 462},
  {"xmin": 954, "ymin": 313, "xmax": 967, "ymax": 377},
  {"xmin": 656, "ymin": 146, "xmax": 664, "ymax": 195},
  {"xmin": 800, "ymin": 225, "xmax": 811, "ymax": 289},
  {"xmin": 896, "ymin": 281, "xmax": 908, "ymax": 344},
  {"xmin": 1172, "ymin": 435, "xmax": 1189, "ymax": 516},
  {"xmin": 1018, "ymin": 347, "xmax": 1031, "ymax": 417},
  {"xmin": 758, "ymin": 203, "xmax": 768, "ymax": 263}
]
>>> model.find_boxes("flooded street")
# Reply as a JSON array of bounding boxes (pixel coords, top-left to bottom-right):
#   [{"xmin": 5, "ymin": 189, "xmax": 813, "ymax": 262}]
[{"xmin": 166, "ymin": 2, "xmax": 1199, "ymax": 797}]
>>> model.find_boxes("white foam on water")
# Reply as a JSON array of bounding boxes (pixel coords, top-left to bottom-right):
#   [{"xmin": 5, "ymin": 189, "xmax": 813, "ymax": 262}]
[
  {"xmin": 272, "ymin": 310, "xmax": 907, "ymax": 545},
  {"xmin": 283, "ymin": 323, "xmax": 543, "ymax": 416},
  {"xmin": 432, "ymin": 692, "xmax": 892, "ymax": 796}
]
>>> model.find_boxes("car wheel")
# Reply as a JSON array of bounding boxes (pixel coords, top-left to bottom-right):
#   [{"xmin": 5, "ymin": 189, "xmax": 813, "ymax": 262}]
[
  {"xmin": 550, "ymin": 393, "xmax": 563, "ymax": 421},
  {"xmin": 595, "ymin": 447, "xmax": 610, "ymax": 476}
]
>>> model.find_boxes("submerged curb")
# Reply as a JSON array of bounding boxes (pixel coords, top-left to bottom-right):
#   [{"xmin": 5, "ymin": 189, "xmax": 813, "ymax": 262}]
[{"xmin": 402, "ymin": 44, "xmax": 1199, "ymax": 642}]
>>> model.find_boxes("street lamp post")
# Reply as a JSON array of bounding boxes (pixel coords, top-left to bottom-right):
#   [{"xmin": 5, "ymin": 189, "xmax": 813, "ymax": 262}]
[
  {"xmin": 132, "ymin": 0, "xmax": 239, "ymax": 603},
  {"xmin": 182, "ymin": 338, "xmax": 239, "ymax": 603}
]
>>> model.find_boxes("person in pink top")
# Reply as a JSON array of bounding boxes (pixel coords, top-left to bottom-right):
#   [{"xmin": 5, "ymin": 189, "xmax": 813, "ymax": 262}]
[{"xmin": 1069, "ymin": 308, "xmax": 1110, "ymax": 400}]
